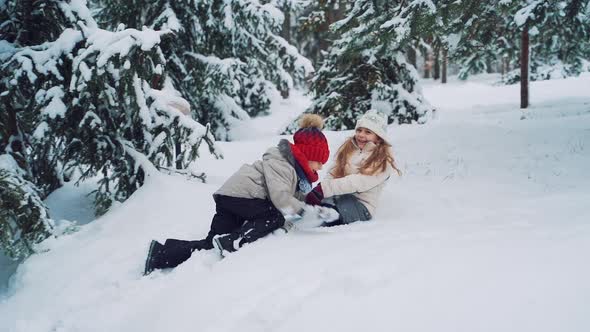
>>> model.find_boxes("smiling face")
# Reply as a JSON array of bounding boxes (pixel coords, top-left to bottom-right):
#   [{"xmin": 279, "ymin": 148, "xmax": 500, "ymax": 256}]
[{"xmin": 354, "ymin": 127, "xmax": 380, "ymax": 149}]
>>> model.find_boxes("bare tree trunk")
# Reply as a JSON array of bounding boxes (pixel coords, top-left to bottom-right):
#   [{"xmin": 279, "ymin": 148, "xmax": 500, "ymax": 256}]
[
  {"xmin": 279, "ymin": 4, "xmax": 292, "ymax": 99},
  {"xmin": 520, "ymin": 23, "xmax": 529, "ymax": 109},
  {"xmin": 316, "ymin": 1, "xmax": 346, "ymax": 64},
  {"xmin": 442, "ymin": 48, "xmax": 448, "ymax": 84},
  {"xmin": 486, "ymin": 58, "xmax": 493, "ymax": 74},
  {"xmin": 4, "ymin": 107, "xmax": 21, "ymax": 157},
  {"xmin": 175, "ymin": 141, "xmax": 182, "ymax": 169},
  {"xmin": 281, "ymin": 6, "xmax": 291, "ymax": 44},
  {"xmin": 16, "ymin": 0, "xmax": 34, "ymax": 44},
  {"xmin": 433, "ymin": 48, "xmax": 440, "ymax": 80},
  {"xmin": 407, "ymin": 46, "xmax": 417, "ymax": 68},
  {"xmin": 424, "ymin": 49, "xmax": 431, "ymax": 79}
]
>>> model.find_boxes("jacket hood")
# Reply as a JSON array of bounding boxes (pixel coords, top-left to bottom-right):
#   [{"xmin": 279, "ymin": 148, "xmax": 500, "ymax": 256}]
[{"xmin": 276, "ymin": 139, "xmax": 296, "ymax": 166}]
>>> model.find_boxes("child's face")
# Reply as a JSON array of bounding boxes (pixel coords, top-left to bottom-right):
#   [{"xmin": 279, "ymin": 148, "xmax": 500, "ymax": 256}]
[
  {"xmin": 308, "ymin": 160, "xmax": 323, "ymax": 172},
  {"xmin": 354, "ymin": 127, "xmax": 380, "ymax": 149}
]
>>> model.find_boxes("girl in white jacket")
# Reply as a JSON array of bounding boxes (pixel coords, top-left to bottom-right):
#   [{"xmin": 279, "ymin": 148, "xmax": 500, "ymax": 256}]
[{"xmin": 305, "ymin": 110, "xmax": 401, "ymax": 225}]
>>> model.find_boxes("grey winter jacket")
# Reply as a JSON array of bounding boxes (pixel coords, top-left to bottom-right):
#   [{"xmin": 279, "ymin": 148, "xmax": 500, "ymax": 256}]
[
  {"xmin": 321, "ymin": 140, "xmax": 394, "ymax": 217},
  {"xmin": 215, "ymin": 139, "xmax": 306, "ymax": 215}
]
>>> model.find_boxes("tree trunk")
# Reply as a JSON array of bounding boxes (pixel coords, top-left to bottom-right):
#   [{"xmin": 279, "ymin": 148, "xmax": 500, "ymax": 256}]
[
  {"xmin": 281, "ymin": 5, "xmax": 291, "ymax": 43},
  {"xmin": 281, "ymin": 89, "xmax": 289, "ymax": 99},
  {"xmin": 407, "ymin": 47, "xmax": 417, "ymax": 68},
  {"xmin": 175, "ymin": 140, "xmax": 182, "ymax": 169},
  {"xmin": 316, "ymin": 1, "xmax": 346, "ymax": 64},
  {"xmin": 486, "ymin": 58, "xmax": 493, "ymax": 74},
  {"xmin": 520, "ymin": 23, "xmax": 529, "ymax": 109},
  {"xmin": 442, "ymin": 48, "xmax": 448, "ymax": 84},
  {"xmin": 17, "ymin": 0, "xmax": 34, "ymax": 45},
  {"xmin": 424, "ymin": 50, "xmax": 431, "ymax": 79},
  {"xmin": 5, "ymin": 110, "xmax": 23, "ymax": 162},
  {"xmin": 433, "ymin": 48, "xmax": 440, "ymax": 80}
]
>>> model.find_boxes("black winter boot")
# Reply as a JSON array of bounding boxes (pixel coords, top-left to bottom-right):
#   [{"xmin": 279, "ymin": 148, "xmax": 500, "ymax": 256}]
[
  {"xmin": 144, "ymin": 240, "xmax": 164, "ymax": 275},
  {"xmin": 212, "ymin": 235, "xmax": 237, "ymax": 258}
]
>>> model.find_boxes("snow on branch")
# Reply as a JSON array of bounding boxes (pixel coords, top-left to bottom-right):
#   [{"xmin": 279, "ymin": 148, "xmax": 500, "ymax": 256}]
[
  {"xmin": 271, "ymin": 35, "xmax": 314, "ymax": 75},
  {"xmin": 152, "ymin": 4, "xmax": 182, "ymax": 31},
  {"xmin": 185, "ymin": 52, "xmax": 245, "ymax": 76},
  {"xmin": 514, "ymin": 0, "xmax": 543, "ymax": 27},
  {"xmin": 7, "ymin": 29, "xmax": 83, "ymax": 83},
  {"xmin": 58, "ymin": 0, "xmax": 97, "ymax": 29},
  {"xmin": 119, "ymin": 139, "xmax": 159, "ymax": 176},
  {"xmin": 75, "ymin": 27, "xmax": 171, "ymax": 70}
]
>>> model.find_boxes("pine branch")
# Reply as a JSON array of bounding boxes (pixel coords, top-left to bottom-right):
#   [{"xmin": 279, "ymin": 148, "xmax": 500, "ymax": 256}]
[{"xmin": 155, "ymin": 165, "xmax": 206, "ymax": 182}]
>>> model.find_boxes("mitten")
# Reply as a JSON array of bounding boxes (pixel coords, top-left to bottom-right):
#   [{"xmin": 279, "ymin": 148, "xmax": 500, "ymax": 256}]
[
  {"xmin": 305, "ymin": 183, "xmax": 324, "ymax": 205},
  {"xmin": 316, "ymin": 206, "xmax": 340, "ymax": 223},
  {"xmin": 296, "ymin": 205, "xmax": 339, "ymax": 228}
]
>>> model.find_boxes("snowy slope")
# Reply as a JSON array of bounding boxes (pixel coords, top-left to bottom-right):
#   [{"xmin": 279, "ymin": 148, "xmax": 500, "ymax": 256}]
[{"xmin": 1, "ymin": 75, "xmax": 589, "ymax": 332}]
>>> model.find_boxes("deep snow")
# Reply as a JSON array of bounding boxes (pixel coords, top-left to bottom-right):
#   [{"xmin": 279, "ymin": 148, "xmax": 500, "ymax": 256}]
[{"xmin": 1, "ymin": 75, "xmax": 589, "ymax": 332}]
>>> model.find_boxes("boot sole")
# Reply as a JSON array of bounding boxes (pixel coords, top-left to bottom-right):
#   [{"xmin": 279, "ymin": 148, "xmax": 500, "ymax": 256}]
[
  {"xmin": 212, "ymin": 237, "xmax": 225, "ymax": 259},
  {"xmin": 144, "ymin": 240, "xmax": 158, "ymax": 276}
]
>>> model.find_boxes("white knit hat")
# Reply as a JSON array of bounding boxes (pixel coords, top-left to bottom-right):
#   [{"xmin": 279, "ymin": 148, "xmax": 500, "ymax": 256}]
[{"xmin": 355, "ymin": 110, "xmax": 389, "ymax": 145}]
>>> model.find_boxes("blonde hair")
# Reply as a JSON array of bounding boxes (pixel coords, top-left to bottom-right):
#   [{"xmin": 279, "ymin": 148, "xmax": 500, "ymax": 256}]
[{"xmin": 330, "ymin": 137, "xmax": 401, "ymax": 178}]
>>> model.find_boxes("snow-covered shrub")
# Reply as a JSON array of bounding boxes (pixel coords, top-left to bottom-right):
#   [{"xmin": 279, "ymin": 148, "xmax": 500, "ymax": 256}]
[
  {"xmin": 0, "ymin": 0, "xmax": 220, "ymax": 259},
  {"xmin": 0, "ymin": 163, "xmax": 53, "ymax": 260}
]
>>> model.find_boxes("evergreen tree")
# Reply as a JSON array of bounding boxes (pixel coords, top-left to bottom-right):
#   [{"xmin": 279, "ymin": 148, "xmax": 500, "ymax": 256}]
[
  {"xmin": 448, "ymin": 0, "xmax": 590, "ymax": 83},
  {"xmin": 270, "ymin": 0, "xmax": 317, "ymax": 96},
  {"xmin": 446, "ymin": 1, "xmax": 518, "ymax": 80},
  {"xmin": 506, "ymin": 0, "xmax": 590, "ymax": 83},
  {"xmin": 0, "ymin": 0, "xmax": 94, "ymax": 259},
  {"xmin": 58, "ymin": 25, "xmax": 220, "ymax": 214},
  {"xmin": 1, "ymin": 0, "xmax": 219, "ymax": 258},
  {"xmin": 96, "ymin": 0, "xmax": 313, "ymax": 140},
  {"xmin": 307, "ymin": 0, "xmax": 436, "ymax": 130},
  {"xmin": 271, "ymin": 0, "xmax": 308, "ymax": 57},
  {"xmin": 297, "ymin": 0, "xmax": 350, "ymax": 67}
]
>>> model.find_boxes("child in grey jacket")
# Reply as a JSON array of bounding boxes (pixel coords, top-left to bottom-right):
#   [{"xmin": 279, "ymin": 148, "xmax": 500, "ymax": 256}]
[{"xmin": 144, "ymin": 115, "xmax": 338, "ymax": 275}]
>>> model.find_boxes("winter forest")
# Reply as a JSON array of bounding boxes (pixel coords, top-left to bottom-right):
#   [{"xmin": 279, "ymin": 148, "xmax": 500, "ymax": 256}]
[{"xmin": 1, "ymin": 0, "xmax": 590, "ymax": 331}]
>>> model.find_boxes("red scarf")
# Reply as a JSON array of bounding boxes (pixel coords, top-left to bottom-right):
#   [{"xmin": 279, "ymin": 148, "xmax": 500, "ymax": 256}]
[{"xmin": 289, "ymin": 143, "xmax": 319, "ymax": 183}]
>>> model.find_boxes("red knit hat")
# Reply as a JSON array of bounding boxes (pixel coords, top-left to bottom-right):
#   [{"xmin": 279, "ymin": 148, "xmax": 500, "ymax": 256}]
[{"xmin": 292, "ymin": 114, "xmax": 329, "ymax": 164}]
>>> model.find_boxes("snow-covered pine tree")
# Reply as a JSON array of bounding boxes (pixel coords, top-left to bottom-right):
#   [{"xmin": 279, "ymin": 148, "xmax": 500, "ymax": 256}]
[
  {"xmin": 448, "ymin": 0, "xmax": 590, "ymax": 83},
  {"xmin": 55, "ymin": 25, "xmax": 220, "ymax": 215},
  {"xmin": 0, "ymin": 0, "xmax": 85, "ymax": 196},
  {"xmin": 271, "ymin": 0, "xmax": 305, "ymax": 47},
  {"xmin": 507, "ymin": 0, "xmax": 590, "ymax": 83},
  {"xmin": 426, "ymin": 0, "xmax": 463, "ymax": 83},
  {"xmin": 297, "ymin": 0, "xmax": 350, "ymax": 67},
  {"xmin": 308, "ymin": 0, "xmax": 436, "ymax": 130},
  {"xmin": 1, "ymin": 0, "xmax": 220, "ymax": 259},
  {"xmin": 446, "ymin": 1, "xmax": 518, "ymax": 80},
  {"xmin": 269, "ymin": 0, "xmax": 318, "ymax": 96},
  {"xmin": 96, "ymin": 0, "xmax": 313, "ymax": 140},
  {"xmin": 0, "ymin": 0, "xmax": 93, "ymax": 259}
]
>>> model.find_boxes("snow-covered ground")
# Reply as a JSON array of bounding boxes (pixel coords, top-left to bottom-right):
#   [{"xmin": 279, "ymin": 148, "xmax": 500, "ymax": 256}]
[{"xmin": 1, "ymin": 74, "xmax": 589, "ymax": 332}]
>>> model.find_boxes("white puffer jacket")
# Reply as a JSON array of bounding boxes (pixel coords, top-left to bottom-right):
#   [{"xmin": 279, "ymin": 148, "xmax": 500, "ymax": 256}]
[{"xmin": 321, "ymin": 140, "xmax": 394, "ymax": 216}]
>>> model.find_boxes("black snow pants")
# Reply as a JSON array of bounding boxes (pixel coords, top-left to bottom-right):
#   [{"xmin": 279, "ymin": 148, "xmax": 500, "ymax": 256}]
[{"xmin": 155, "ymin": 195, "xmax": 285, "ymax": 269}]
